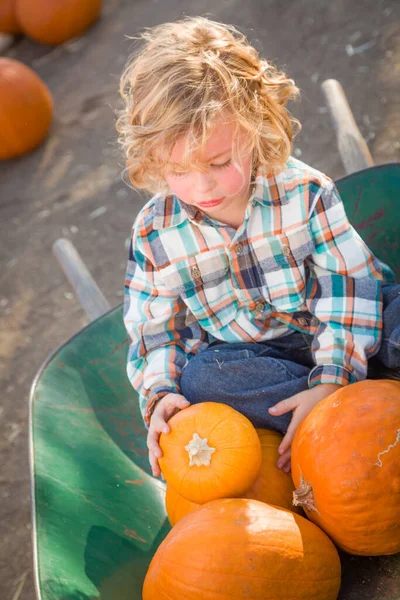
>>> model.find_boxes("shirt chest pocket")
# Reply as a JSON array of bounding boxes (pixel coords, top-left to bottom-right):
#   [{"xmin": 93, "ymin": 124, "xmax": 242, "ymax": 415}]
[
  {"xmin": 252, "ymin": 224, "xmax": 314, "ymax": 312},
  {"xmin": 159, "ymin": 248, "xmax": 238, "ymax": 329}
]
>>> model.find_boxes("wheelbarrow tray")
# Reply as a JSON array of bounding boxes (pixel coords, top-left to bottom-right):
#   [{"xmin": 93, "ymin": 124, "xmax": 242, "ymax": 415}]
[{"xmin": 30, "ymin": 164, "xmax": 400, "ymax": 599}]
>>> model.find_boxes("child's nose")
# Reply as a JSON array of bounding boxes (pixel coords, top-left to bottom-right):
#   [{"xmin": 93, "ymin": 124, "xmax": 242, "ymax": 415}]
[{"xmin": 193, "ymin": 171, "xmax": 215, "ymax": 194}]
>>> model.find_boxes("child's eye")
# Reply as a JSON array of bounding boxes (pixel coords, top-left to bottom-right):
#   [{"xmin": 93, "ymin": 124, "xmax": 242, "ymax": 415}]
[
  {"xmin": 171, "ymin": 170, "xmax": 188, "ymax": 178},
  {"xmin": 211, "ymin": 159, "xmax": 231, "ymax": 169}
]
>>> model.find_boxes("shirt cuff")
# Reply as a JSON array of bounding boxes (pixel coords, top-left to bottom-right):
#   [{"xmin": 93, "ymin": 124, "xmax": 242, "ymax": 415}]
[
  {"xmin": 144, "ymin": 385, "xmax": 181, "ymax": 426},
  {"xmin": 308, "ymin": 364, "xmax": 358, "ymax": 388}
]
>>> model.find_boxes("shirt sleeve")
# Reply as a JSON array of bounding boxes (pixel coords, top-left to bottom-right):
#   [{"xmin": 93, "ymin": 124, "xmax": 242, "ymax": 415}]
[
  {"xmin": 306, "ymin": 181, "xmax": 384, "ymax": 387},
  {"xmin": 123, "ymin": 231, "xmax": 210, "ymax": 426}
]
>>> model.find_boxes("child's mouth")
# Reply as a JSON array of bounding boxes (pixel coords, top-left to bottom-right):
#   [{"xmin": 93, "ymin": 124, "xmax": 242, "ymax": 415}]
[{"xmin": 197, "ymin": 197, "xmax": 225, "ymax": 208}]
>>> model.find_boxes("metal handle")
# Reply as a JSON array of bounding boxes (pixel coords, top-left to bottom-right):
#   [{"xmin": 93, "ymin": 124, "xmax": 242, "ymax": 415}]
[
  {"xmin": 53, "ymin": 238, "xmax": 111, "ymax": 322},
  {"xmin": 321, "ymin": 78, "xmax": 374, "ymax": 174}
]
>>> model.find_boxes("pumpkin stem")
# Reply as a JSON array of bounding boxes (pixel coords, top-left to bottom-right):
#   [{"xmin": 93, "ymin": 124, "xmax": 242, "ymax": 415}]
[
  {"xmin": 184, "ymin": 433, "xmax": 216, "ymax": 467},
  {"xmin": 293, "ymin": 474, "xmax": 318, "ymax": 512}
]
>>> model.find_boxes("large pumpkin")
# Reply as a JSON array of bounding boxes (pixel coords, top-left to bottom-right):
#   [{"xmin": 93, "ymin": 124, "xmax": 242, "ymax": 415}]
[
  {"xmin": 165, "ymin": 428, "xmax": 302, "ymax": 526},
  {"xmin": 291, "ymin": 379, "xmax": 400, "ymax": 556},
  {"xmin": 0, "ymin": 58, "xmax": 53, "ymax": 160},
  {"xmin": 159, "ymin": 402, "xmax": 262, "ymax": 504},
  {"xmin": 16, "ymin": 0, "xmax": 102, "ymax": 45},
  {"xmin": 0, "ymin": 0, "xmax": 21, "ymax": 34},
  {"xmin": 143, "ymin": 498, "xmax": 341, "ymax": 600}
]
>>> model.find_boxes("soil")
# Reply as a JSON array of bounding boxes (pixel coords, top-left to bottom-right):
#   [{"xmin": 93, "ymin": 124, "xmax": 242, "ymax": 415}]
[{"xmin": 0, "ymin": 0, "xmax": 399, "ymax": 598}]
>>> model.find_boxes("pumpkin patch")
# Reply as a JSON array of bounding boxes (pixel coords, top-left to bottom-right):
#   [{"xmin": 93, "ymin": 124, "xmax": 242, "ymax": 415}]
[{"xmin": 291, "ymin": 379, "xmax": 400, "ymax": 556}]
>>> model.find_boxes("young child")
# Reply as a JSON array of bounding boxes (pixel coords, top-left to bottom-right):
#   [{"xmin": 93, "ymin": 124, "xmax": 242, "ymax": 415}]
[{"xmin": 118, "ymin": 17, "xmax": 399, "ymax": 477}]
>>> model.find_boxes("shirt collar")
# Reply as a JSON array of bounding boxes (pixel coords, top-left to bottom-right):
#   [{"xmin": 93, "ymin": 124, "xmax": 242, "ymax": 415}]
[
  {"xmin": 251, "ymin": 167, "xmax": 290, "ymax": 207},
  {"xmin": 152, "ymin": 164, "xmax": 290, "ymax": 230}
]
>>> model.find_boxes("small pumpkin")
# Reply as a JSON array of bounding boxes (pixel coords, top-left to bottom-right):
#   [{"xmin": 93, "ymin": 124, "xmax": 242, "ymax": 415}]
[
  {"xmin": 165, "ymin": 428, "xmax": 302, "ymax": 526},
  {"xmin": 143, "ymin": 498, "xmax": 341, "ymax": 600},
  {"xmin": 0, "ymin": 58, "xmax": 53, "ymax": 160},
  {"xmin": 16, "ymin": 0, "xmax": 102, "ymax": 46},
  {"xmin": 159, "ymin": 402, "xmax": 262, "ymax": 504},
  {"xmin": 0, "ymin": 0, "xmax": 21, "ymax": 34},
  {"xmin": 291, "ymin": 379, "xmax": 400, "ymax": 556}
]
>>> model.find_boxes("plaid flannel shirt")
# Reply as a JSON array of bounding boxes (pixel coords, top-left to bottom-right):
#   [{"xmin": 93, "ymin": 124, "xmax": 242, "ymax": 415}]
[{"xmin": 124, "ymin": 158, "xmax": 388, "ymax": 425}]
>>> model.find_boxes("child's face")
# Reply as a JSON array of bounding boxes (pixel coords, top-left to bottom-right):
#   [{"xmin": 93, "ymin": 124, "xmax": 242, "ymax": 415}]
[{"xmin": 165, "ymin": 117, "xmax": 253, "ymax": 223}]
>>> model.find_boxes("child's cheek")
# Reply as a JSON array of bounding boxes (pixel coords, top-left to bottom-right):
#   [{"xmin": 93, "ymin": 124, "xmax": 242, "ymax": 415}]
[
  {"xmin": 166, "ymin": 177, "xmax": 190, "ymax": 201},
  {"xmin": 224, "ymin": 164, "xmax": 251, "ymax": 196}
]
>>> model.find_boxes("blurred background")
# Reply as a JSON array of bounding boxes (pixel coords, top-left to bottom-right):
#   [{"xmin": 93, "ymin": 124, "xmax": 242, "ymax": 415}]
[{"xmin": 0, "ymin": 0, "xmax": 399, "ymax": 598}]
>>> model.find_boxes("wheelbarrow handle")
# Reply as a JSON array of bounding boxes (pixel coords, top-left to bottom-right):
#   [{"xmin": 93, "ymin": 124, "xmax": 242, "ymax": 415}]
[
  {"xmin": 53, "ymin": 238, "xmax": 111, "ymax": 322},
  {"xmin": 321, "ymin": 79, "xmax": 374, "ymax": 174}
]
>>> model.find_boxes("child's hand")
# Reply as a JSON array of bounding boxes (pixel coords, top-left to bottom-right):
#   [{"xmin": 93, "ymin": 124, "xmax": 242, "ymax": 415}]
[
  {"xmin": 268, "ymin": 383, "xmax": 342, "ymax": 473},
  {"xmin": 147, "ymin": 393, "xmax": 190, "ymax": 477}
]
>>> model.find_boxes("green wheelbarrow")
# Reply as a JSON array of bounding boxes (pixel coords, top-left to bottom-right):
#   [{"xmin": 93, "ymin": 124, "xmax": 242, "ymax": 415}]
[{"xmin": 30, "ymin": 80, "xmax": 400, "ymax": 600}]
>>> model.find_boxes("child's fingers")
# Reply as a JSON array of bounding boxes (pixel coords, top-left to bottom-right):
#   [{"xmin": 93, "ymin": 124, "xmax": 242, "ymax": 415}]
[
  {"xmin": 163, "ymin": 396, "xmax": 190, "ymax": 413},
  {"xmin": 278, "ymin": 415, "xmax": 299, "ymax": 455},
  {"xmin": 175, "ymin": 397, "xmax": 191, "ymax": 409},
  {"xmin": 149, "ymin": 450, "xmax": 162, "ymax": 477},
  {"xmin": 147, "ymin": 425, "xmax": 165, "ymax": 477},
  {"xmin": 147, "ymin": 419, "xmax": 166, "ymax": 457},
  {"xmin": 276, "ymin": 448, "xmax": 291, "ymax": 472},
  {"xmin": 268, "ymin": 396, "xmax": 298, "ymax": 417},
  {"xmin": 154, "ymin": 395, "xmax": 190, "ymax": 429},
  {"xmin": 147, "ymin": 395, "xmax": 190, "ymax": 478}
]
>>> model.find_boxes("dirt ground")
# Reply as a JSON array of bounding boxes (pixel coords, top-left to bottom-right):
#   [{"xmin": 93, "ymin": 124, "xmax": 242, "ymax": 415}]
[{"xmin": 1, "ymin": 0, "xmax": 399, "ymax": 598}]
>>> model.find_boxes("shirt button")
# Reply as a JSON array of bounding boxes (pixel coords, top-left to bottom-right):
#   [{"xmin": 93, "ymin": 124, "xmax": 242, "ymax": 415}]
[
  {"xmin": 235, "ymin": 243, "xmax": 244, "ymax": 254},
  {"xmin": 191, "ymin": 267, "xmax": 201, "ymax": 280},
  {"xmin": 282, "ymin": 244, "xmax": 291, "ymax": 257},
  {"xmin": 255, "ymin": 301, "xmax": 264, "ymax": 313},
  {"xmin": 297, "ymin": 317, "xmax": 308, "ymax": 326}
]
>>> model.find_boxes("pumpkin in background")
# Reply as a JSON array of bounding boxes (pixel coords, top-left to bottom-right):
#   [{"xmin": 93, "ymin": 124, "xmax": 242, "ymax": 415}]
[
  {"xmin": 143, "ymin": 498, "xmax": 341, "ymax": 600},
  {"xmin": 165, "ymin": 428, "xmax": 302, "ymax": 526},
  {"xmin": 0, "ymin": 58, "xmax": 53, "ymax": 160},
  {"xmin": 0, "ymin": 0, "xmax": 21, "ymax": 34},
  {"xmin": 16, "ymin": 0, "xmax": 102, "ymax": 45},
  {"xmin": 159, "ymin": 402, "xmax": 262, "ymax": 504},
  {"xmin": 245, "ymin": 428, "xmax": 303, "ymax": 513},
  {"xmin": 165, "ymin": 483, "xmax": 200, "ymax": 527},
  {"xmin": 291, "ymin": 379, "xmax": 400, "ymax": 556}
]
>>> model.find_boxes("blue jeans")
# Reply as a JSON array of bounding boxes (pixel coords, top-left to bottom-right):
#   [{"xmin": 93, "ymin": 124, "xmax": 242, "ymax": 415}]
[{"xmin": 180, "ymin": 284, "xmax": 400, "ymax": 433}]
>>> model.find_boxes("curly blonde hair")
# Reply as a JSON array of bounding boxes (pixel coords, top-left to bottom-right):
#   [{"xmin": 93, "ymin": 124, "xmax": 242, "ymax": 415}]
[{"xmin": 117, "ymin": 17, "xmax": 300, "ymax": 194}]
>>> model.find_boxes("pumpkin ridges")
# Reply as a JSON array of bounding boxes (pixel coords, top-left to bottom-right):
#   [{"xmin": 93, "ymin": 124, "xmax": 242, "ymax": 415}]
[
  {"xmin": 159, "ymin": 402, "xmax": 262, "ymax": 504},
  {"xmin": 291, "ymin": 380, "xmax": 400, "ymax": 555}
]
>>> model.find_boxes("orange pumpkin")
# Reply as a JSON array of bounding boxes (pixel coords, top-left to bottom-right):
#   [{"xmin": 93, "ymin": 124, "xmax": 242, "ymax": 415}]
[
  {"xmin": 291, "ymin": 380, "xmax": 400, "ymax": 556},
  {"xmin": 165, "ymin": 483, "xmax": 200, "ymax": 526},
  {"xmin": 159, "ymin": 402, "xmax": 262, "ymax": 504},
  {"xmin": 245, "ymin": 428, "xmax": 303, "ymax": 513},
  {"xmin": 0, "ymin": 0, "xmax": 21, "ymax": 34},
  {"xmin": 16, "ymin": 0, "xmax": 102, "ymax": 45},
  {"xmin": 0, "ymin": 58, "xmax": 53, "ymax": 160},
  {"xmin": 143, "ymin": 498, "xmax": 341, "ymax": 600},
  {"xmin": 165, "ymin": 428, "xmax": 302, "ymax": 526}
]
